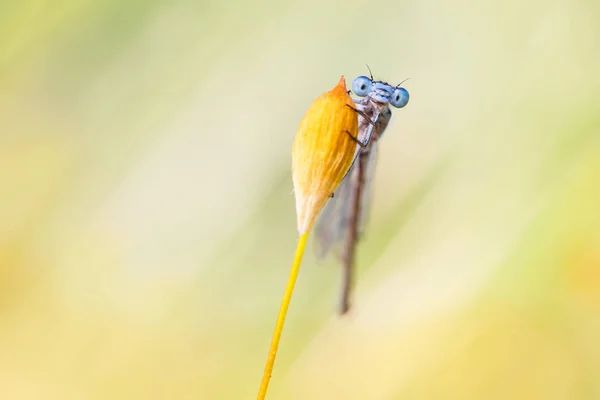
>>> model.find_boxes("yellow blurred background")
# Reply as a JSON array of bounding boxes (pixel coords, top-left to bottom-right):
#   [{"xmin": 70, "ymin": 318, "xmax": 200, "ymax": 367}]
[{"xmin": 1, "ymin": 0, "xmax": 599, "ymax": 399}]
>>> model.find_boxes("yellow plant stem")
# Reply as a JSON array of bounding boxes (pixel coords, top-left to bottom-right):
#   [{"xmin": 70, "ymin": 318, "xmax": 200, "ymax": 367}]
[{"xmin": 257, "ymin": 231, "xmax": 309, "ymax": 400}]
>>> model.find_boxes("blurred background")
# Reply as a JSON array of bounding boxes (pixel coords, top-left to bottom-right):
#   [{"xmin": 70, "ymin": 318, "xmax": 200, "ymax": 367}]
[{"xmin": 1, "ymin": 0, "xmax": 599, "ymax": 398}]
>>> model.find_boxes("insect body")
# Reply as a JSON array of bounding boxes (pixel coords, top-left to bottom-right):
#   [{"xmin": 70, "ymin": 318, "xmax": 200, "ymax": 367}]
[{"xmin": 315, "ymin": 74, "xmax": 410, "ymax": 314}]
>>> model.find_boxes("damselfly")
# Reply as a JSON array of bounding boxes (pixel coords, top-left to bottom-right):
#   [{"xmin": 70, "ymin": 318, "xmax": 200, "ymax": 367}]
[{"xmin": 315, "ymin": 73, "xmax": 410, "ymax": 314}]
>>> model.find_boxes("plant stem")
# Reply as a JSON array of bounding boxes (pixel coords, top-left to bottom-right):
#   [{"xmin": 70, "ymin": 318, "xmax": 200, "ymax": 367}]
[{"xmin": 257, "ymin": 231, "xmax": 309, "ymax": 400}]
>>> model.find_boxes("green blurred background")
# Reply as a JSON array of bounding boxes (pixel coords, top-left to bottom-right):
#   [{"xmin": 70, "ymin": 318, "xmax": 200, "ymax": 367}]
[{"xmin": 1, "ymin": 0, "xmax": 600, "ymax": 399}]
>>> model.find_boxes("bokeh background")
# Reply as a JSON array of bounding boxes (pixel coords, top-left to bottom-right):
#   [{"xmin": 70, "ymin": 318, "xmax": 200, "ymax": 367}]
[{"xmin": 1, "ymin": 0, "xmax": 600, "ymax": 399}]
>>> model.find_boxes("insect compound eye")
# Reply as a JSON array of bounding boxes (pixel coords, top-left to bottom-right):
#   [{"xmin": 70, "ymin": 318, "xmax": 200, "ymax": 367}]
[
  {"xmin": 391, "ymin": 87, "xmax": 409, "ymax": 108},
  {"xmin": 352, "ymin": 76, "xmax": 373, "ymax": 97}
]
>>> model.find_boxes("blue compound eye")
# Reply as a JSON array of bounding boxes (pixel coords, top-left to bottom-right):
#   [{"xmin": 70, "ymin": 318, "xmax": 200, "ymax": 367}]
[
  {"xmin": 352, "ymin": 76, "xmax": 373, "ymax": 97},
  {"xmin": 391, "ymin": 87, "xmax": 409, "ymax": 108}
]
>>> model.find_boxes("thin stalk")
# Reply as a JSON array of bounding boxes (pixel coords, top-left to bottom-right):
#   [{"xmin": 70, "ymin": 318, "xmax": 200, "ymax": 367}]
[{"xmin": 257, "ymin": 231, "xmax": 309, "ymax": 400}]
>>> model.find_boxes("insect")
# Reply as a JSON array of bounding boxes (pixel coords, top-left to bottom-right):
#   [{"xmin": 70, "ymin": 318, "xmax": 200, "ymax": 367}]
[{"xmin": 315, "ymin": 72, "xmax": 410, "ymax": 315}]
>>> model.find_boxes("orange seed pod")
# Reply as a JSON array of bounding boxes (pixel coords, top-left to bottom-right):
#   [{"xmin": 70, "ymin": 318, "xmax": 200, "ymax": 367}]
[{"xmin": 292, "ymin": 76, "xmax": 359, "ymax": 234}]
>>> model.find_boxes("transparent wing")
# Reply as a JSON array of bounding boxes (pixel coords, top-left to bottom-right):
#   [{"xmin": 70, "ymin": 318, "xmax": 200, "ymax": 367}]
[
  {"xmin": 314, "ymin": 162, "xmax": 357, "ymax": 259},
  {"xmin": 314, "ymin": 143, "xmax": 378, "ymax": 260}
]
